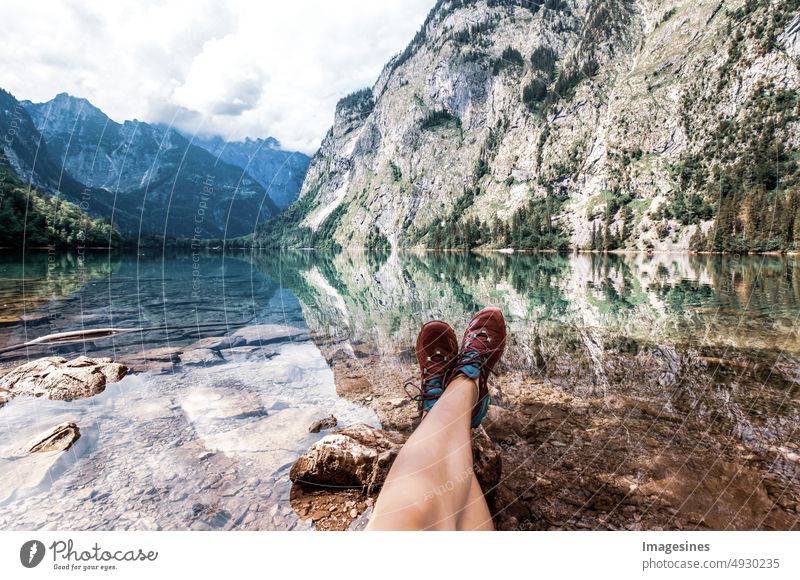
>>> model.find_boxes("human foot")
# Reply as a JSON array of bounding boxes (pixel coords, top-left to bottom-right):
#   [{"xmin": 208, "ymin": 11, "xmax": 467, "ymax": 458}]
[
  {"xmin": 446, "ymin": 307, "xmax": 507, "ymax": 428},
  {"xmin": 404, "ymin": 320, "xmax": 458, "ymax": 416}
]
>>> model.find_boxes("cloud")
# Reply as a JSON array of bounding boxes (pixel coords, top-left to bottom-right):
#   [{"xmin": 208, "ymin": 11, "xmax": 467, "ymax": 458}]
[{"xmin": 0, "ymin": 0, "xmax": 435, "ymax": 153}]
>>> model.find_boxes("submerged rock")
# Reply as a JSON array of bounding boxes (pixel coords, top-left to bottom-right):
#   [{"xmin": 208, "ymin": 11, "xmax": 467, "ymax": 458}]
[
  {"xmin": 308, "ymin": 414, "xmax": 338, "ymax": 433},
  {"xmin": 190, "ymin": 335, "xmax": 246, "ymax": 351},
  {"xmin": 290, "ymin": 423, "xmax": 502, "ymax": 493},
  {"xmin": 120, "ymin": 347, "xmax": 181, "ymax": 374},
  {"xmin": 19, "ymin": 421, "xmax": 81, "ymax": 454},
  {"xmin": 179, "ymin": 348, "xmax": 224, "ymax": 366},
  {"xmin": 231, "ymin": 324, "xmax": 309, "ymax": 347},
  {"xmin": 0, "ymin": 356, "xmax": 127, "ymax": 401}
]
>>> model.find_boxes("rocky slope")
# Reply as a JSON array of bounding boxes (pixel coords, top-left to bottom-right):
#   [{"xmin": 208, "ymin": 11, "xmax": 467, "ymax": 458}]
[
  {"xmin": 262, "ymin": 0, "xmax": 800, "ymax": 252},
  {"xmin": 189, "ymin": 136, "xmax": 310, "ymax": 210}
]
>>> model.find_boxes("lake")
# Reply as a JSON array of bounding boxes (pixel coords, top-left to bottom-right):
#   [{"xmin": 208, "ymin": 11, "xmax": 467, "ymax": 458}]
[{"xmin": 0, "ymin": 249, "xmax": 798, "ymax": 530}]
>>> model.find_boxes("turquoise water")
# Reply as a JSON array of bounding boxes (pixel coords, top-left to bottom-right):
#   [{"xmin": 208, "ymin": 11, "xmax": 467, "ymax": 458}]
[{"xmin": 0, "ymin": 249, "xmax": 798, "ymax": 529}]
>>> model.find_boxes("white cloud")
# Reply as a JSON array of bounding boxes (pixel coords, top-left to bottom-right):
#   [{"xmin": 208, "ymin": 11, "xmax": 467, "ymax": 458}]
[{"xmin": 0, "ymin": 0, "xmax": 435, "ymax": 153}]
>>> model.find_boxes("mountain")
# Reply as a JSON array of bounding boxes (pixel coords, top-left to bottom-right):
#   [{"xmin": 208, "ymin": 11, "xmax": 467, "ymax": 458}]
[
  {"xmin": 0, "ymin": 88, "xmax": 99, "ymax": 200},
  {"xmin": 188, "ymin": 135, "xmax": 309, "ymax": 209},
  {"xmin": 260, "ymin": 0, "xmax": 800, "ymax": 253},
  {"xmin": 20, "ymin": 93, "xmax": 280, "ymax": 238}
]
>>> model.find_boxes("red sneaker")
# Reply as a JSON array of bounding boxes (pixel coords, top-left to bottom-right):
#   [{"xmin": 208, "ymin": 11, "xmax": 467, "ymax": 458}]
[
  {"xmin": 404, "ymin": 320, "xmax": 458, "ymax": 415},
  {"xmin": 446, "ymin": 307, "xmax": 507, "ymax": 427}
]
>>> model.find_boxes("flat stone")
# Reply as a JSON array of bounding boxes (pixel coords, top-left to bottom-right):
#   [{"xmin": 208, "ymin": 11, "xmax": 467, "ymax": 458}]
[
  {"xmin": 189, "ymin": 335, "xmax": 246, "ymax": 351},
  {"xmin": 180, "ymin": 385, "xmax": 267, "ymax": 423},
  {"xmin": 0, "ymin": 356, "xmax": 127, "ymax": 401},
  {"xmin": 179, "ymin": 348, "xmax": 224, "ymax": 366},
  {"xmin": 19, "ymin": 421, "xmax": 81, "ymax": 454},
  {"xmin": 123, "ymin": 347, "xmax": 182, "ymax": 363},
  {"xmin": 19, "ymin": 313, "xmax": 51, "ymax": 325},
  {"xmin": 231, "ymin": 324, "xmax": 310, "ymax": 347}
]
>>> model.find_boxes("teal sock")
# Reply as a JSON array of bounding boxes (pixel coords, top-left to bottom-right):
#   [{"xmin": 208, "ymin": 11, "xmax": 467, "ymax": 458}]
[
  {"xmin": 421, "ymin": 377, "xmax": 444, "ymax": 413},
  {"xmin": 457, "ymin": 351, "xmax": 481, "ymax": 379}
]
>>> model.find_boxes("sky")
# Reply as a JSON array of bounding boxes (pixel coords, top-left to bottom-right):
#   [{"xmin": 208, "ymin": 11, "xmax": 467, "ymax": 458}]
[{"xmin": 0, "ymin": 0, "xmax": 435, "ymax": 154}]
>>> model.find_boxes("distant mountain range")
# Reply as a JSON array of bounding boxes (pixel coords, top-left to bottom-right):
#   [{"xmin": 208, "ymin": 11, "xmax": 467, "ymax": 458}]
[
  {"xmin": 187, "ymin": 135, "xmax": 309, "ymax": 210},
  {"xmin": 0, "ymin": 89, "xmax": 309, "ymax": 239}
]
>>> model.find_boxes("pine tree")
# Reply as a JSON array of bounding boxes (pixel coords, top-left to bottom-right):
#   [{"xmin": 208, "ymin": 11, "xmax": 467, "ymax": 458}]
[{"xmin": 689, "ymin": 225, "xmax": 706, "ymax": 252}]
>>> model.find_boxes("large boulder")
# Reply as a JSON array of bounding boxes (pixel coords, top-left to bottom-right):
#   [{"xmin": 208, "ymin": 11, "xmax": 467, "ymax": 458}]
[
  {"xmin": 290, "ymin": 424, "xmax": 405, "ymax": 492},
  {"xmin": 0, "ymin": 356, "xmax": 127, "ymax": 401},
  {"xmin": 290, "ymin": 423, "xmax": 502, "ymax": 494}
]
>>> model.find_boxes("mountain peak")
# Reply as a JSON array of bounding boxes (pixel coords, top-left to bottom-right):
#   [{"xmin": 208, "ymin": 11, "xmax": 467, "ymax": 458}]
[{"xmin": 28, "ymin": 92, "xmax": 110, "ymax": 126}]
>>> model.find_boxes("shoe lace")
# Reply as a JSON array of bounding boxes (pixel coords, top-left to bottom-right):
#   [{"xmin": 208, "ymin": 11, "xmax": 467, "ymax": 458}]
[
  {"xmin": 403, "ymin": 351, "xmax": 453, "ymax": 402},
  {"xmin": 453, "ymin": 329, "xmax": 499, "ymax": 377}
]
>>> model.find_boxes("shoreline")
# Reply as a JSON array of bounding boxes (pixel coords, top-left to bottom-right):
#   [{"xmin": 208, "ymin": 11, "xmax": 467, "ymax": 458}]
[{"xmin": 3, "ymin": 245, "xmax": 798, "ymax": 257}]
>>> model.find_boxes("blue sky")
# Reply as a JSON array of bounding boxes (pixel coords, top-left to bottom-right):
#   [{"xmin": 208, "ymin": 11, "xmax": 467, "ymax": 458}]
[{"xmin": 0, "ymin": 0, "xmax": 435, "ymax": 153}]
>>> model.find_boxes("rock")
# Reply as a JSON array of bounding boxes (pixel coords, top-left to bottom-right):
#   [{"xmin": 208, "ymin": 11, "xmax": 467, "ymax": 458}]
[
  {"xmin": 19, "ymin": 421, "xmax": 81, "ymax": 454},
  {"xmin": 123, "ymin": 347, "xmax": 182, "ymax": 363},
  {"xmin": 290, "ymin": 424, "xmax": 406, "ymax": 491},
  {"xmin": 472, "ymin": 426, "xmax": 503, "ymax": 494},
  {"xmin": 308, "ymin": 414, "xmax": 338, "ymax": 433},
  {"xmin": 779, "ymin": 14, "xmax": 800, "ymax": 59},
  {"xmin": 180, "ymin": 385, "xmax": 268, "ymax": 423},
  {"xmin": 483, "ymin": 405, "xmax": 525, "ymax": 442},
  {"xmin": 120, "ymin": 347, "xmax": 181, "ymax": 374},
  {"xmin": 386, "ymin": 397, "xmax": 406, "ymax": 408},
  {"xmin": 190, "ymin": 335, "xmax": 246, "ymax": 351},
  {"xmin": 19, "ymin": 313, "xmax": 50, "ymax": 325},
  {"xmin": 290, "ymin": 423, "xmax": 502, "ymax": 493},
  {"xmin": 0, "ymin": 356, "xmax": 127, "ymax": 401},
  {"xmin": 179, "ymin": 348, "xmax": 224, "ymax": 366},
  {"xmin": 231, "ymin": 324, "xmax": 309, "ymax": 347}
]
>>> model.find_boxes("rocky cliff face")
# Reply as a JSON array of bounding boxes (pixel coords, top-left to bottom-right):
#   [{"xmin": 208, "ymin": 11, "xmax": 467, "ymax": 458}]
[{"xmin": 267, "ymin": 0, "xmax": 800, "ymax": 252}]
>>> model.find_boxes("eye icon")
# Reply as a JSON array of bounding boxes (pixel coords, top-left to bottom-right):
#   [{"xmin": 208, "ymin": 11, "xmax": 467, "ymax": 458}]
[{"xmin": 20, "ymin": 540, "xmax": 46, "ymax": 568}]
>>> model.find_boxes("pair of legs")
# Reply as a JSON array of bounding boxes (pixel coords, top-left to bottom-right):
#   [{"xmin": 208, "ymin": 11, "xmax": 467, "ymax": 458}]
[{"xmin": 366, "ymin": 375, "xmax": 493, "ymax": 530}]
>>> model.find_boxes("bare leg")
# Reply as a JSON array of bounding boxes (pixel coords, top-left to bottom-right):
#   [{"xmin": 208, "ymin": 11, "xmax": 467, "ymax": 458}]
[
  {"xmin": 366, "ymin": 376, "xmax": 491, "ymax": 530},
  {"xmin": 456, "ymin": 474, "xmax": 495, "ymax": 530}
]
